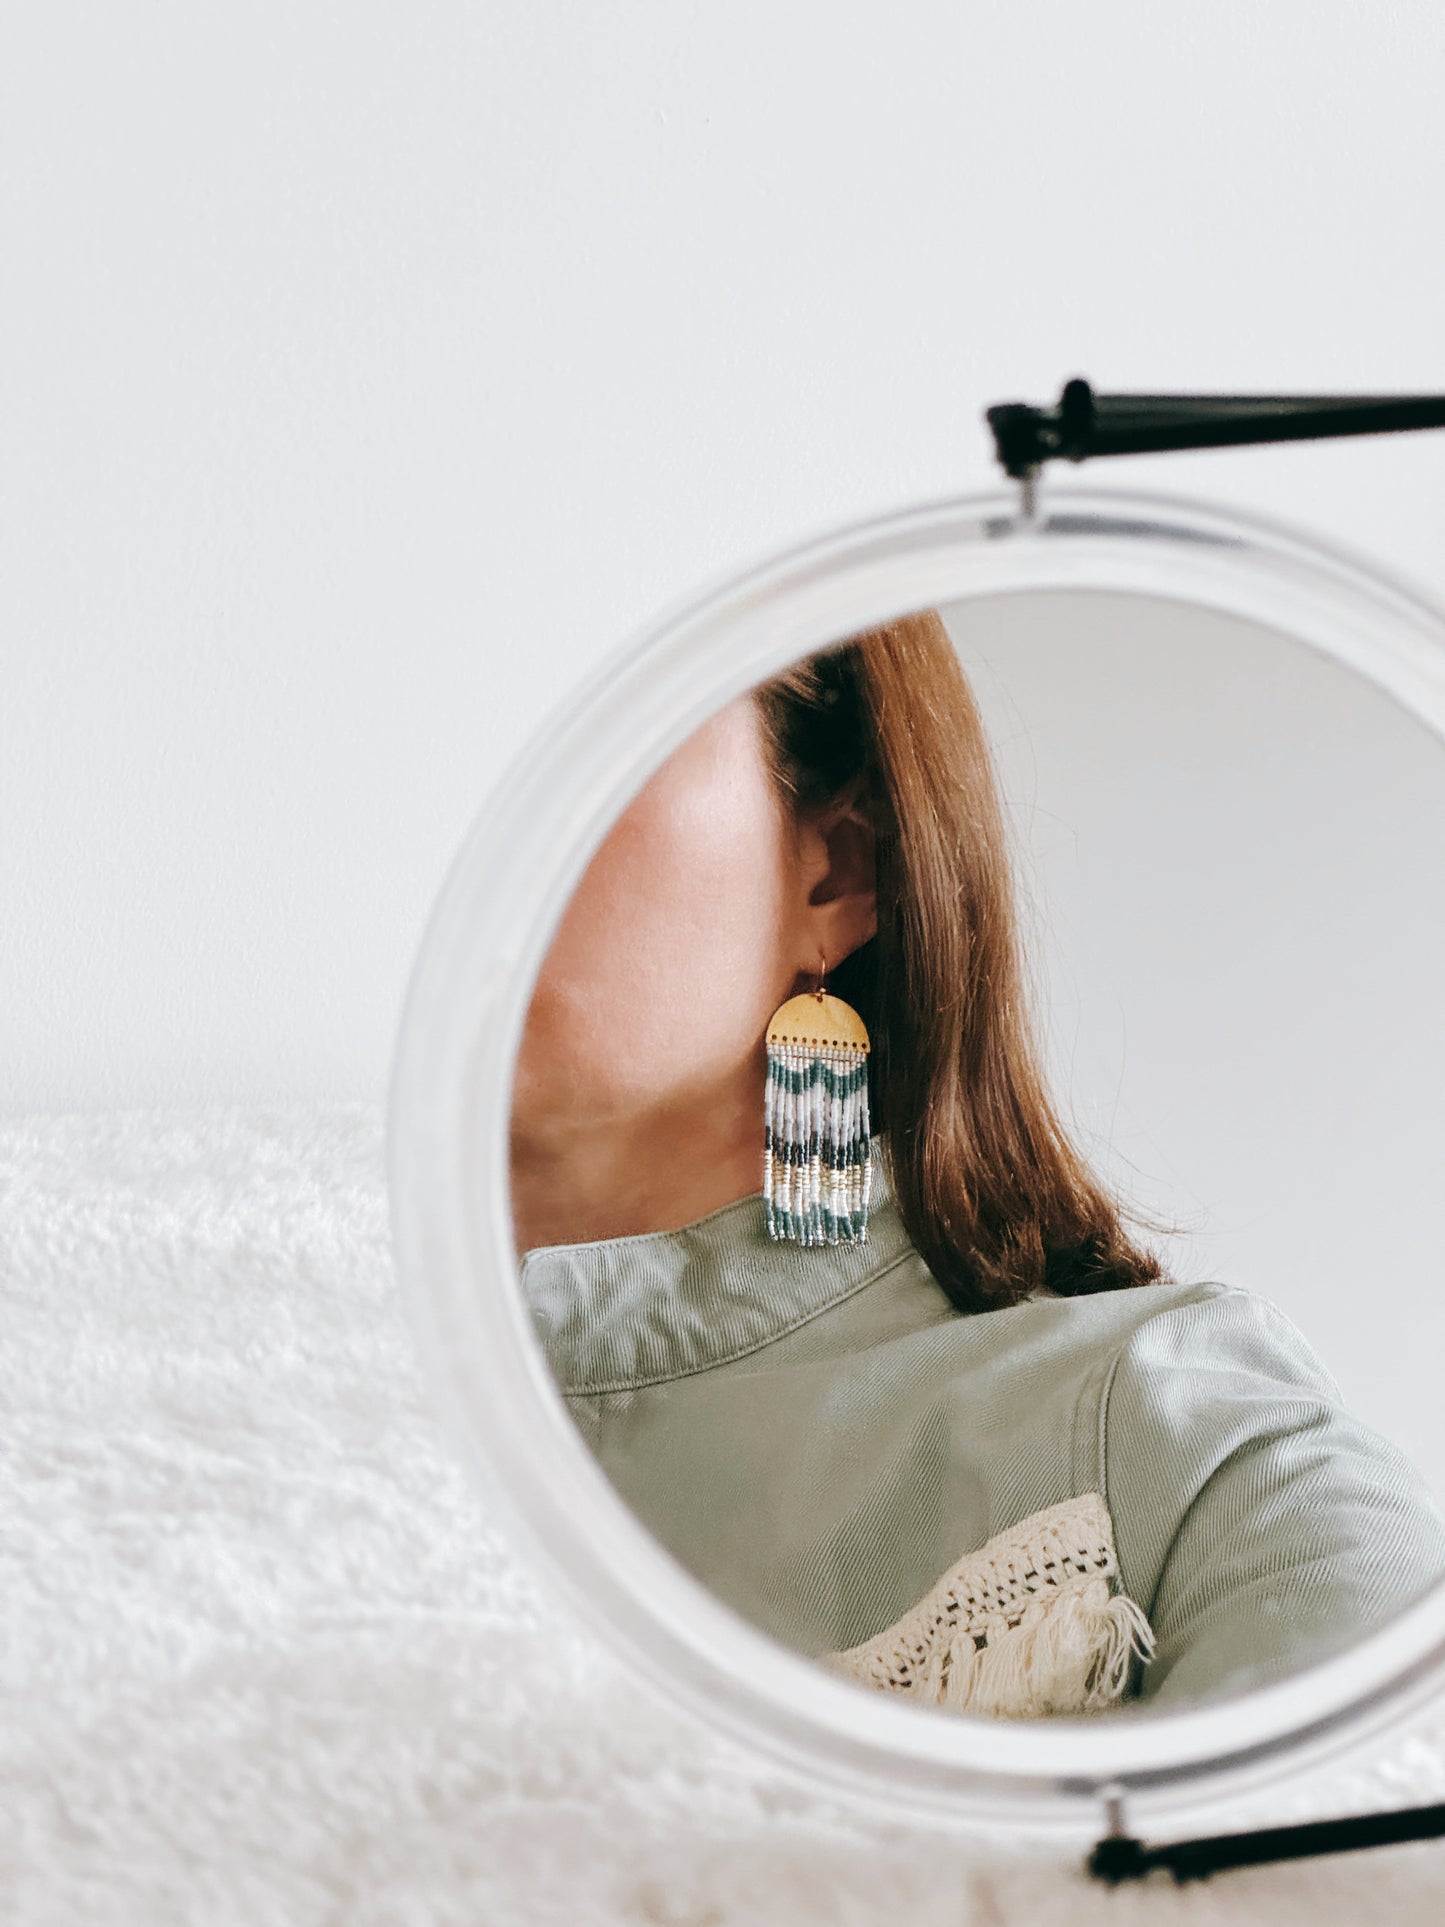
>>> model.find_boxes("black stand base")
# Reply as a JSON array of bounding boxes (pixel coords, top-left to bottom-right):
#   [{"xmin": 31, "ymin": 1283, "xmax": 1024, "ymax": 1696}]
[{"xmin": 1087, "ymin": 1800, "xmax": 1445, "ymax": 1884}]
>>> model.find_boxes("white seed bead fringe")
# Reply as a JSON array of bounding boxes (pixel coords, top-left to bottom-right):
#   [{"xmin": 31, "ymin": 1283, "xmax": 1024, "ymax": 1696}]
[{"xmin": 763, "ymin": 1042, "xmax": 872, "ymax": 1244}]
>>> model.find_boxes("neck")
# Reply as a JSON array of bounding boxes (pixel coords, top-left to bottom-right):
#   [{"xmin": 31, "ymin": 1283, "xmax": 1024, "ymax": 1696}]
[{"xmin": 510, "ymin": 1071, "xmax": 766, "ymax": 1256}]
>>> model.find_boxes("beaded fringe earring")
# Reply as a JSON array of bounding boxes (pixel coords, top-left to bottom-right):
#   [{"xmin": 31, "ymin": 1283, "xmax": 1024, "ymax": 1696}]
[{"xmin": 763, "ymin": 953, "xmax": 873, "ymax": 1245}]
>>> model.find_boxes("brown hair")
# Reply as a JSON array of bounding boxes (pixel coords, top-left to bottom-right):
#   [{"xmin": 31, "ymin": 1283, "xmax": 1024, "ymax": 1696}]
[{"xmin": 752, "ymin": 608, "xmax": 1165, "ymax": 1313}]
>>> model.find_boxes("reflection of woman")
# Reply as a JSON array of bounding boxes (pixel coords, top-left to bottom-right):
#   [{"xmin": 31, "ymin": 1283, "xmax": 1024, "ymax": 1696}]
[{"xmin": 510, "ymin": 610, "xmax": 1445, "ymax": 1717}]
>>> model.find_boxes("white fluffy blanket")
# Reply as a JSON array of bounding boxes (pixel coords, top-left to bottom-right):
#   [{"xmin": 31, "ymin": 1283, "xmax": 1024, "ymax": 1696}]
[{"xmin": 5, "ymin": 1103, "xmax": 1445, "ymax": 1924}]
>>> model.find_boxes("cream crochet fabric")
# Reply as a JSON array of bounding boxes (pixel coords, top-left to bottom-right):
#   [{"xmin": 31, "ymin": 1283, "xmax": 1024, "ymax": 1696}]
[{"xmin": 825, "ymin": 1491, "xmax": 1156, "ymax": 1718}]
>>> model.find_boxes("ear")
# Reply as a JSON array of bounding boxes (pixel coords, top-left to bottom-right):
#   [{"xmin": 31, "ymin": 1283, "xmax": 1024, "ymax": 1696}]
[{"xmin": 794, "ymin": 785, "xmax": 878, "ymax": 973}]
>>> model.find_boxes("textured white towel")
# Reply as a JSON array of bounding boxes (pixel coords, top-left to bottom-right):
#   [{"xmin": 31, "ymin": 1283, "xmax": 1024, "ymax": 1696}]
[{"xmin": 5, "ymin": 1102, "xmax": 1445, "ymax": 1924}]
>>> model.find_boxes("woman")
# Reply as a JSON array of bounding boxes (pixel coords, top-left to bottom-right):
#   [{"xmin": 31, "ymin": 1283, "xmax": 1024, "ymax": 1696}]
[{"xmin": 509, "ymin": 608, "xmax": 1445, "ymax": 1718}]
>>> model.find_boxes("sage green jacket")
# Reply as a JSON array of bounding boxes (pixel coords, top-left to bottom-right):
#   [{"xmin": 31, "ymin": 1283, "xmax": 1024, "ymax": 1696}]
[{"xmin": 521, "ymin": 1139, "xmax": 1445, "ymax": 1711}]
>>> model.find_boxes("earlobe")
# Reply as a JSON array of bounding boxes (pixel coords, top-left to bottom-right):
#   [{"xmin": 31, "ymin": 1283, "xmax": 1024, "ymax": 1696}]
[{"xmin": 830, "ymin": 887, "xmax": 879, "ymax": 966}]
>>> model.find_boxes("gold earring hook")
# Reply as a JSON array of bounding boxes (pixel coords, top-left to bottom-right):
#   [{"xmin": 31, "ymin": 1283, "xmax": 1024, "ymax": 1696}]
[{"xmin": 815, "ymin": 951, "xmax": 827, "ymax": 1002}]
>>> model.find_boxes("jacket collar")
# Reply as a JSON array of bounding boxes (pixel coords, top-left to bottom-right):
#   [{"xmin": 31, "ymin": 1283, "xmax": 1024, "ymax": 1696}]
[{"xmin": 520, "ymin": 1137, "xmax": 914, "ymax": 1394}]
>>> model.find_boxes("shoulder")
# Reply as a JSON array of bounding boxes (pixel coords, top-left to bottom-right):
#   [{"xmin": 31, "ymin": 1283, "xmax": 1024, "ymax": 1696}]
[
  {"xmin": 1098, "ymin": 1279, "xmax": 1445, "ymax": 1594},
  {"xmin": 1097, "ymin": 1280, "xmax": 1357, "ymax": 1499},
  {"xmin": 938, "ymin": 1276, "xmax": 1350, "ymax": 1450},
  {"xmin": 954, "ymin": 1273, "xmax": 1249, "ymax": 1382},
  {"xmin": 1091, "ymin": 1282, "xmax": 1445, "ymax": 1701},
  {"xmin": 999, "ymin": 1274, "xmax": 1349, "ymax": 1439},
  {"xmin": 1101, "ymin": 1279, "xmax": 1345, "ymax": 1411}
]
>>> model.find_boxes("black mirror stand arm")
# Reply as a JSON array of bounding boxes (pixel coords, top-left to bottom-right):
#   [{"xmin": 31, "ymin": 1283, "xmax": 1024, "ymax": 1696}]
[
  {"xmin": 987, "ymin": 380, "xmax": 1445, "ymax": 483},
  {"xmin": 1087, "ymin": 1784, "xmax": 1445, "ymax": 1886}
]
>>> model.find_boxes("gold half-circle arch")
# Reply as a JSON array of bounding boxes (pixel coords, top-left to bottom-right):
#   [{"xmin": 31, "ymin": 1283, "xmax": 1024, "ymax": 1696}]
[{"xmin": 765, "ymin": 992, "xmax": 870, "ymax": 1052}]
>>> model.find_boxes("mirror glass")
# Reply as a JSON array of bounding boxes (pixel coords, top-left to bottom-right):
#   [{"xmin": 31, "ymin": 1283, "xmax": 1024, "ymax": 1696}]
[{"xmin": 506, "ymin": 587, "xmax": 1445, "ymax": 1725}]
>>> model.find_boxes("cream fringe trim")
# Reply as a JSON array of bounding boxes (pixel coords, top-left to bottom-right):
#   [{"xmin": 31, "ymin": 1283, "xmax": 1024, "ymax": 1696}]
[{"xmin": 823, "ymin": 1491, "xmax": 1156, "ymax": 1719}]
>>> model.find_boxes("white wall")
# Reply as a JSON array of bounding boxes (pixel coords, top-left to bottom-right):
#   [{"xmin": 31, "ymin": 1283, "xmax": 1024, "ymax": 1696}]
[{"xmin": 4, "ymin": 1, "xmax": 1445, "ymax": 1112}]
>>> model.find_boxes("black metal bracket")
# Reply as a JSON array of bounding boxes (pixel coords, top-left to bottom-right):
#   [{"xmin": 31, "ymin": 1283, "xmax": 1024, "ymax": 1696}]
[
  {"xmin": 987, "ymin": 378, "xmax": 1445, "ymax": 483},
  {"xmin": 1087, "ymin": 1787, "xmax": 1445, "ymax": 1885}
]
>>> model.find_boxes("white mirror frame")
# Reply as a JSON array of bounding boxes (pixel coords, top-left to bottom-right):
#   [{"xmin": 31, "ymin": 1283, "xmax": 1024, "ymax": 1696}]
[{"xmin": 389, "ymin": 483, "xmax": 1445, "ymax": 1840}]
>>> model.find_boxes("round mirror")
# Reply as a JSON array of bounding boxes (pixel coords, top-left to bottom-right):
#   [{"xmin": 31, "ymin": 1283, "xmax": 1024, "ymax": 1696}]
[{"xmin": 390, "ymin": 485, "xmax": 1445, "ymax": 1837}]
